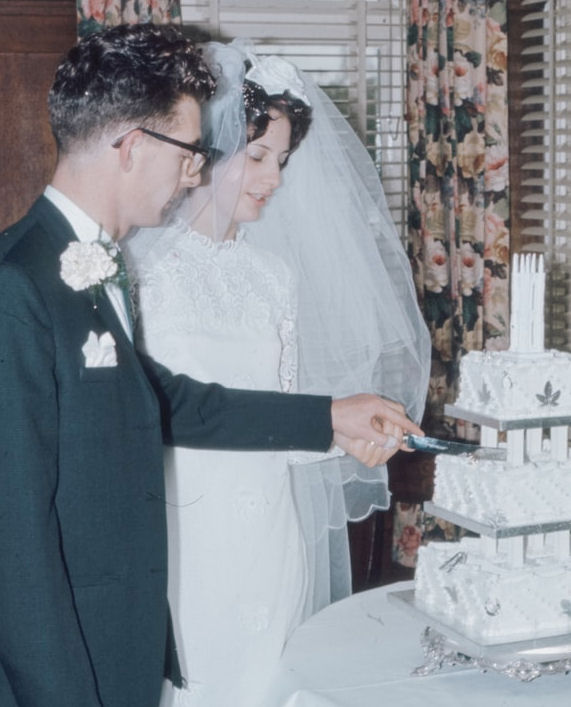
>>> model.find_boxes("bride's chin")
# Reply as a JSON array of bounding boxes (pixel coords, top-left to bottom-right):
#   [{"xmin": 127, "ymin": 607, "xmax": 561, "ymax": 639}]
[
  {"xmin": 253, "ymin": 200, "xmax": 270, "ymax": 219},
  {"xmin": 236, "ymin": 207, "xmax": 264, "ymax": 225}
]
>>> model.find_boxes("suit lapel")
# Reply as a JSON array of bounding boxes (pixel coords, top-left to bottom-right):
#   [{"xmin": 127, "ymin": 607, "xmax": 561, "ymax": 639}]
[
  {"xmin": 32, "ymin": 196, "xmax": 134, "ymax": 346},
  {"xmin": 32, "ymin": 196, "xmax": 160, "ymax": 408}
]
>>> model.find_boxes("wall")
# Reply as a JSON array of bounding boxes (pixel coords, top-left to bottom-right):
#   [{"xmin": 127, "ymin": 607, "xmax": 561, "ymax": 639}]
[{"xmin": 0, "ymin": 0, "xmax": 76, "ymax": 228}]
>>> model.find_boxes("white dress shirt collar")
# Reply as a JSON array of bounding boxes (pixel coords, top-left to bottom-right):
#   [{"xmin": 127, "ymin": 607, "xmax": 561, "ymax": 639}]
[
  {"xmin": 44, "ymin": 185, "xmax": 133, "ymax": 341},
  {"xmin": 44, "ymin": 185, "xmax": 113, "ymax": 244}
]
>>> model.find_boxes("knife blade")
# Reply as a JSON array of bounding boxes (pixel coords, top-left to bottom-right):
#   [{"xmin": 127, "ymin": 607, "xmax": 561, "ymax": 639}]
[{"xmin": 403, "ymin": 434, "xmax": 506, "ymax": 461}]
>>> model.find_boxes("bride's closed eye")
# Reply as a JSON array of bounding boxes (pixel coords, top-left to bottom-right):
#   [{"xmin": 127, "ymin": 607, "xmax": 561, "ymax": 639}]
[
  {"xmin": 246, "ymin": 147, "xmax": 290, "ymax": 168},
  {"xmin": 247, "ymin": 147, "xmax": 267, "ymax": 163}
]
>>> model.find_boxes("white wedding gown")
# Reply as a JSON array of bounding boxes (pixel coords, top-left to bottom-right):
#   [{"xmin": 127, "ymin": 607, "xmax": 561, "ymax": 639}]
[{"xmin": 133, "ymin": 221, "xmax": 334, "ymax": 706}]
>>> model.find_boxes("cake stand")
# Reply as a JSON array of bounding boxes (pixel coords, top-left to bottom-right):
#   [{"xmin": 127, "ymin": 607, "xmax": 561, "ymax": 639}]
[
  {"xmin": 422, "ymin": 504, "xmax": 571, "ymax": 539},
  {"xmin": 444, "ymin": 406, "xmax": 571, "ymax": 431},
  {"xmin": 391, "ymin": 410, "xmax": 571, "ymax": 682},
  {"xmin": 388, "ymin": 589, "xmax": 571, "ymax": 681}
]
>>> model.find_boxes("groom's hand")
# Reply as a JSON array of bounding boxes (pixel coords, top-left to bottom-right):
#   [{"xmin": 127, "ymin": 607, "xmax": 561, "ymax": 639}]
[{"xmin": 331, "ymin": 394, "xmax": 423, "ymax": 467}]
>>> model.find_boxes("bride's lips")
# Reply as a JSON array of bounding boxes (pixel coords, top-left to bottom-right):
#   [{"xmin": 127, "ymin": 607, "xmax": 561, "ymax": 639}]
[{"xmin": 248, "ymin": 192, "xmax": 272, "ymax": 206}]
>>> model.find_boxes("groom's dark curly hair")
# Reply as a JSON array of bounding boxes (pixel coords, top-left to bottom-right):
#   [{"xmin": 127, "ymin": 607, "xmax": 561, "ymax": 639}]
[{"xmin": 48, "ymin": 23, "xmax": 217, "ymax": 154}]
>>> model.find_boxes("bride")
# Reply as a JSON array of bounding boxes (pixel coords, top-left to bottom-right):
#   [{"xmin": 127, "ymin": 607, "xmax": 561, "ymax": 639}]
[{"xmin": 127, "ymin": 41, "xmax": 430, "ymax": 707}]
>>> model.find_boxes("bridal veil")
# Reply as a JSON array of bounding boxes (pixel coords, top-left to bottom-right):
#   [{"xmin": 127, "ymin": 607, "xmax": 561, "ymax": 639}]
[{"xmin": 128, "ymin": 39, "xmax": 430, "ymax": 608}]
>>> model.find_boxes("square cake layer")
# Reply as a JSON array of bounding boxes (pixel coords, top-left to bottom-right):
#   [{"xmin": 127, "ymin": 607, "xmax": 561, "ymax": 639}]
[{"xmin": 415, "ymin": 537, "xmax": 571, "ymax": 644}]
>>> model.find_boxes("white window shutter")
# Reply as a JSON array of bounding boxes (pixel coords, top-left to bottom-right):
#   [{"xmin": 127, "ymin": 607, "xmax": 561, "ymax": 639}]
[{"xmin": 519, "ymin": 0, "xmax": 571, "ymax": 349}]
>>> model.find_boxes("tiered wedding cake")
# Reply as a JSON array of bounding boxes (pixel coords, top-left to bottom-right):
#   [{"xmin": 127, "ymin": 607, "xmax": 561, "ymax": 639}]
[{"xmin": 414, "ymin": 254, "xmax": 571, "ymax": 645}]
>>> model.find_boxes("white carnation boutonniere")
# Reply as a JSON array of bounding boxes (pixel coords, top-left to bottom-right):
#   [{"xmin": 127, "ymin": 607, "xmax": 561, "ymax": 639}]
[{"xmin": 60, "ymin": 239, "xmax": 128, "ymax": 302}]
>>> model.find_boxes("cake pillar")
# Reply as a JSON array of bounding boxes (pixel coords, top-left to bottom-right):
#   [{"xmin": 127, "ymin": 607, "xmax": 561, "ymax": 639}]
[
  {"xmin": 499, "ymin": 536, "xmax": 525, "ymax": 567},
  {"xmin": 549, "ymin": 530, "xmax": 570, "ymax": 561},
  {"xmin": 480, "ymin": 426, "xmax": 498, "ymax": 447},
  {"xmin": 481, "ymin": 535, "xmax": 497, "ymax": 559},
  {"xmin": 525, "ymin": 427, "xmax": 543, "ymax": 457},
  {"xmin": 550, "ymin": 426, "xmax": 569, "ymax": 462},
  {"xmin": 525, "ymin": 533, "xmax": 545, "ymax": 558},
  {"xmin": 507, "ymin": 429, "xmax": 525, "ymax": 466}
]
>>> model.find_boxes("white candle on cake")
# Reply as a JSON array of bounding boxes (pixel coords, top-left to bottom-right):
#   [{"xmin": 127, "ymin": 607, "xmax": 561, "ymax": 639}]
[
  {"xmin": 530, "ymin": 253, "xmax": 537, "ymax": 351},
  {"xmin": 536, "ymin": 254, "xmax": 545, "ymax": 351},
  {"xmin": 509, "ymin": 254, "xmax": 520, "ymax": 352},
  {"xmin": 524, "ymin": 254, "xmax": 532, "ymax": 350},
  {"xmin": 510, "ymin": 253, "xmax": 545, "ymax": 352}
]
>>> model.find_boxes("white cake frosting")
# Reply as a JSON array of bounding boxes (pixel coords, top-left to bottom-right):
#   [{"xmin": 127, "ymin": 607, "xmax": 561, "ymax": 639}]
[
  {"xmin": 415, "ymin": 537, "xmax": 571, "ymax": 644},
  {"xmin": 414, "ymin": 254, "xmax": 571, "ymax": 647},
  {"xmin": 432, "ymin": 452, "xmax": 571, "ymax": 527},
  {"xmin": 454, "ymin": 349, "xmax": 571, "ymax": 420}
]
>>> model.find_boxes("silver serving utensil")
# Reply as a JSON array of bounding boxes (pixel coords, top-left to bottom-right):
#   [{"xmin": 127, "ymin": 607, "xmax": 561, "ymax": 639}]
[{"xmin": 403, "ymin": 434, "xmax": 507, "ymax": 461}]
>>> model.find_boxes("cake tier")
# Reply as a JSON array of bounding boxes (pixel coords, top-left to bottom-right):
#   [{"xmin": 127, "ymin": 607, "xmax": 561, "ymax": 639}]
[
  {"xmin": 454, "ymin": 349, "xmax": 571, "ymax": 420},
  {"xmin": 432, "ymin": 453, "xmax": 571, "ymax": 527},
  {"xmin": 415, "ymin": 537, "xmax": 571, "ymax": 644}
]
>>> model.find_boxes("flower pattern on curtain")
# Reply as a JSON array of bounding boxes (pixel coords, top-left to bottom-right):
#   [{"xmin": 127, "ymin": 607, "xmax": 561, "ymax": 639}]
[
  {"xmin": 77, "ymin": 1, "xmax": 181, "ymax": 38},
  {"xmin": 407, "ymin": 0, "xmax": 510, "ymax": 440},
  {"xmin": 392, "ymin": 0, "xmax": 510, "ymax": 564}
]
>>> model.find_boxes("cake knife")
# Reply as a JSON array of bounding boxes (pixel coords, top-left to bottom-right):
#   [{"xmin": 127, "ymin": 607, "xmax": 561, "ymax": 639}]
[{"xmin": 403, "ymin": 434, "xmax": 507, "ymax": 460}]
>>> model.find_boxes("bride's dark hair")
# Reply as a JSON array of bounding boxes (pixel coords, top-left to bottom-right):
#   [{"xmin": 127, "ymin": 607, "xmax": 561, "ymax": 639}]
[{"xmin": 242, "ymin": 77, "xmax": 312, "ymax": 167}]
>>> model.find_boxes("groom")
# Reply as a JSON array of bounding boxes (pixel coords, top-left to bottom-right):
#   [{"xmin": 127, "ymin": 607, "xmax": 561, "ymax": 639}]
[{"xmin": 0, "ymin": 24, "xmax": 422, "ymax": 707}]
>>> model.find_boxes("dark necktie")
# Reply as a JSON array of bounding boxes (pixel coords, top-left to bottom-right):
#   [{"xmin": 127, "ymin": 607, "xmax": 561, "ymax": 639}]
[{"xmin": 115, "ymin": 248, "xmax": 135, "ymax": 336}]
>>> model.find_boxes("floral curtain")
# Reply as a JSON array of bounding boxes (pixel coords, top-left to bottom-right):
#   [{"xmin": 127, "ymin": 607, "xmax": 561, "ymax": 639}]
[
  {"xmin": 77, "ymin": 1, "xmax": 182, "ymax": 38},
  {"xmin": 407, "ymin": 0, "xmax": 510, "ymax": 441},
  {"xmin": 392, "ymin": 0, "xmax": 510, "ymax": 567}
]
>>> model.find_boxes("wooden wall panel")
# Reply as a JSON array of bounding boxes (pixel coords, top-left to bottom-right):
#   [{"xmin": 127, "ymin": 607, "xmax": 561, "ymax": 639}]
[{"xmin": 0, "ymin": 1, "xmax": 76, "ymax": 228}]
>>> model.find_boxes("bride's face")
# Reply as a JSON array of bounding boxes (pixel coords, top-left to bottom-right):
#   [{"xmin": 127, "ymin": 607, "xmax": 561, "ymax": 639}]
[{"xmin": 231, "ymin": 108, "xmax": 292, "ymax": 227}]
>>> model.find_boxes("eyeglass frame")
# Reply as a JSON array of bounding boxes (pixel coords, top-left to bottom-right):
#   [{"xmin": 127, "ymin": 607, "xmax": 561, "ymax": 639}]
[{"xmin": 112, "ymin": 126, "xmax": 210, "ymax": 176}]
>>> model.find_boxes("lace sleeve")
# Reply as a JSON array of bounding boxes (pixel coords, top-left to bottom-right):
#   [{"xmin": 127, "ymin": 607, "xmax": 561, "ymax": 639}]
[
  {"xmin": 278, "ymin": 269, "xmax": 345, "ymax": 464},
  {"xmin": 278, "ymin": 267, "xmax": 298, "ymax": 394}
]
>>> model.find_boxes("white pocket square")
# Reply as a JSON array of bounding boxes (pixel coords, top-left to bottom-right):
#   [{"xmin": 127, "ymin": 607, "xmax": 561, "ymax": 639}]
[{"xmin": 82, "ymin": 331, "xmax": 118, "ymax": 368}]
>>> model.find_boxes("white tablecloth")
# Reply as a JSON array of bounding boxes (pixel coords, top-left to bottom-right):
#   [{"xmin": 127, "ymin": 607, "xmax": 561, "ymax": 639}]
[{"xmin": 263, "ymin": 581, "xmax": 570, "ymax": 707}]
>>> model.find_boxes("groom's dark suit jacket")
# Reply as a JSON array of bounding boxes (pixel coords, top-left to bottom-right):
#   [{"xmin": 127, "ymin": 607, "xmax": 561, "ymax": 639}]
[{"xmin": 0, "ymin": 197, "xmax": 332, "ymax": 707}]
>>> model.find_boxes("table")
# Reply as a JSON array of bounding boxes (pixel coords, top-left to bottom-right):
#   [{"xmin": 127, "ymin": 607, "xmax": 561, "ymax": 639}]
[{"xmin": 262, "ymin": 581, "xmax": 570, "ymax": 707}]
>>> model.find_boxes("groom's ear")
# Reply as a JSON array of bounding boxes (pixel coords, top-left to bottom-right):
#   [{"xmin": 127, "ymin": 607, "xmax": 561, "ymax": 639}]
[{"xmin": 113, "ymin": 129, "xmax": 144, "ymax": 173}]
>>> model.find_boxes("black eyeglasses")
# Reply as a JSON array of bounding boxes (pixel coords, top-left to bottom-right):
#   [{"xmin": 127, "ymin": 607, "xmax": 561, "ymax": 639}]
[{"xmin": 112, "ymin": 127, "xmax": 210, "ymax": 177}]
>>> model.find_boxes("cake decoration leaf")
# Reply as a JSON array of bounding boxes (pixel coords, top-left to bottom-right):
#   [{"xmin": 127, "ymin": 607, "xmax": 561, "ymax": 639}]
[
  {"xmin": 478, "ymin": 382, "xmax": 492, "ymax": 405},
  {"xmin": 536, "ymin": 381, "xmax": 561, "ymax": 407},
  {"xmin": 484, "ymin": 511, "xmax": 508, "ymax": 528}
]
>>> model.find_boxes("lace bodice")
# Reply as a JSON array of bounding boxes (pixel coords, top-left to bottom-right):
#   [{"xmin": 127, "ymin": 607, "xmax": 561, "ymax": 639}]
[{"xmin": 132, "ymin": 220, "xmax": 298, "ymax": 393}]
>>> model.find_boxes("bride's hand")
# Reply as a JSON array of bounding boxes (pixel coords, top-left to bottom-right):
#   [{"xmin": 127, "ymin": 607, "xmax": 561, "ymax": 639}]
[
  {"xmin": 333, "ymin": 432, "xmax": 399, "ymax": 467},
  {"xmin": 331, "ymin": 393, "xmax": 423, "ymax": 453}
]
